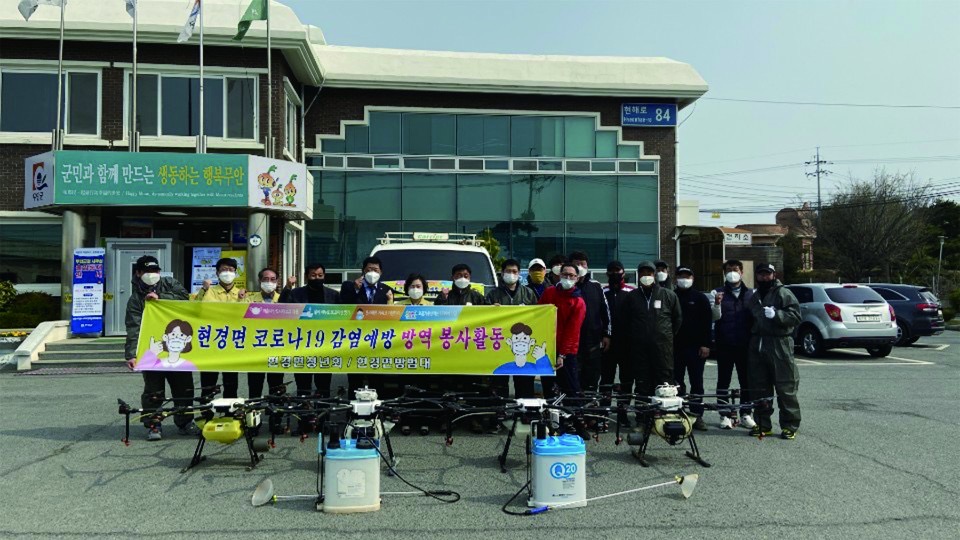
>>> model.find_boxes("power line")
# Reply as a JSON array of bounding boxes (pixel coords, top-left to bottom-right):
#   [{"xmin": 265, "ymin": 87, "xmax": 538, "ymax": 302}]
[
  {"xmin": 700, "ymin": 186, "xmax": 960, "ymax": 214},
  {"xmin": 702, "ymin": 97, "xmax": 960, "ymax": 110},
  {"xmin": 806, "ymin": 147, "xmax": 831, "ymax": 214}
]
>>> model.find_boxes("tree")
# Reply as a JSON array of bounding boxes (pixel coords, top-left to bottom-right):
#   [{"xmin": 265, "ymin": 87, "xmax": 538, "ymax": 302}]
[
  {"xmin": 477, "ymin": 228, "xmax": 506, "ymax": 270},
  {"xmin": 776, "ymin": 232, "xmax": 803, "ymax": 284},
  {"xmin": 816, "ymin": 171, "xmax": 929, "ymax": 282}
]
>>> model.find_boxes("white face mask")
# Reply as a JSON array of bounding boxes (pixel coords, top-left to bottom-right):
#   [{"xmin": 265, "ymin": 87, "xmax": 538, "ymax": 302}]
[
  {"xmin": 141, "ymin": 273, "xmax": 160, "ymax": 286},
  {"xmin": 676, "ymin": 278, "xmax": 694, "ymax": 289},
  {"xmin": 502, "ymin": 272, "xmax": 519, "ymax": 285},
  {"xmin": 577, "ymin": 265, "xmax": 588, "ymax": 278},
  {"xmin": 656, "ymin": 271, "xmax": 669, "ymax": 282},
  {"xmin": 725, "ymin": 271, "xmax": 742, "ymax": 284},
  {"xmin": 551, "ymin": 265, "xmax": 562, "ymax": 275},
  {"xmin": 639, "ymin": 275, "xmax": 655, "ymax": 287},
  {"xmin": 407, "ymin": 286, "xmax": 424, "ymax": 300},
  {"xmin": 560, "ymin": 278, "xmax": 577, "ymax": 290},
  {"xmin": 218, "ymin": 271, "xmax": 236, "ymax": 285},
  {"xmin": 260, "ymin": 281, "xmax": 277, "ymax": 294},
  {"xmin": 454, "ymin": 277, "xmax": 471, "ymax": 289},
  {"xmin": 164, "ymin": 329, "xmax": 190, "ymax": 354},
  {"xmin": 364, "ymin": 271, "xmax": 380, "ymax": 285}
]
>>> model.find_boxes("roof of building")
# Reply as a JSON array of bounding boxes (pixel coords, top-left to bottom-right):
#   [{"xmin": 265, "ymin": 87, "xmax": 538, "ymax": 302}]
[{"xmin": 1, "ymin": 0, "xmax": 708, "ymax": 103}]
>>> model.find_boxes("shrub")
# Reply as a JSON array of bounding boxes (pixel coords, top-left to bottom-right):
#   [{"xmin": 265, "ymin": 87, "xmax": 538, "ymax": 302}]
[
  {"xmin": 0, "ymin": 311, "xmax": 46, "ymax": 329},
  {"xmin": 0, "ymin": 281, "xmax": 16, "ymax": 312},
  {"xmin": 3, "ymin": 292, "xmax": 60, "ymax": 327}
]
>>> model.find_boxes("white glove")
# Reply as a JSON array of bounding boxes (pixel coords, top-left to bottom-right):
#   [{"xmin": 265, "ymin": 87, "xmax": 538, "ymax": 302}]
[{"xmin": 763, "ymin": 306, "xmax": 776, "ymax": 319}]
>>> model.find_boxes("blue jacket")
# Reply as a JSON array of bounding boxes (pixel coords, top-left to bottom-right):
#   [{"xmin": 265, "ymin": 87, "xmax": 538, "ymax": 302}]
[{"xmin": 712, "ymin": 283, "xmax": 754, "ymax": 347}]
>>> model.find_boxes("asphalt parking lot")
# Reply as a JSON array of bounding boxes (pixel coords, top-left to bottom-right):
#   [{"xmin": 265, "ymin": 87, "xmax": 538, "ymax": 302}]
[{"xmin": 1, "ymin": 332, "xmax": 958, "ymax": 539}]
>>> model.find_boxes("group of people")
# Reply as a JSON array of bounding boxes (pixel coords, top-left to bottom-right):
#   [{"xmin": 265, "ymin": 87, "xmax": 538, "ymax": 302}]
[{"xmin": 124, "ymin": 251, "xmax": 802, "ymax": 442}]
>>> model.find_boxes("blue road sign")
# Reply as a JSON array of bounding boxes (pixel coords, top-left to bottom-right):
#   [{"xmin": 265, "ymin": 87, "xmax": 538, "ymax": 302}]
[{"xmin": 621, "ymin": 103, "xmax": 678, "ymax": 127}]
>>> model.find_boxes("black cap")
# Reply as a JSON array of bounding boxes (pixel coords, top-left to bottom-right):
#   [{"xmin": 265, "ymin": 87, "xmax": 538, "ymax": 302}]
[
  {"xmin": 637, "ymin": 260, "xmax": 656, "ymax": 272},
  {"xmin": 756, "ymin": 263, "xmax": 776, "ymax": 274},
  {"xmin": 676, "ymin": 266, "xmax": 694, "ymax": 276},
  {"xmin": 607, "ymin": 260, "xmax": 625, "ymax": 272},
  {"xmin": 135, "ymin": 255, "xmax": 161, "ymax": 272},
  {"xmin": 654, "ymin": 260, "xmax": 669, "ymax": 269},
  {"xmin": 215, "ymin": 257, "xmax": 239, "ymax": 270}
]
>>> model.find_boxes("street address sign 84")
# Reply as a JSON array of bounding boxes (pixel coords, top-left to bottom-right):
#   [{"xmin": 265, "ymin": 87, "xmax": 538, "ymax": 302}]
[{"xmin": 621, "ymin": 103, "xmax": 678, "ymax": 127}]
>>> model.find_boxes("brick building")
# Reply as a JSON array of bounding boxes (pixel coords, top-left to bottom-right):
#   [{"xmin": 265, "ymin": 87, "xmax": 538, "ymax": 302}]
[{"xmin": 0, "ymin": 0, "xmax": 707, "ymax": 335}]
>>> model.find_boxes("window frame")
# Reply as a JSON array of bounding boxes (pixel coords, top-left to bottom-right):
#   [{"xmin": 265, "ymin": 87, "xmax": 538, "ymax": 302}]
[
  {"xmin": 122, "ymin": 69, "xmax": 259, "ymax": 142},
  {"xmin": 0, "ymin": 66, "xmax": 102, "ymax": 137}
]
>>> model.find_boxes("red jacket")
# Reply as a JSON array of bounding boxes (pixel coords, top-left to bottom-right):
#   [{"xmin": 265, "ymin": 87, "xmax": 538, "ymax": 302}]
[{"xmin": 539, "ymin": 284, "xmax": 586, "ymax": 357}]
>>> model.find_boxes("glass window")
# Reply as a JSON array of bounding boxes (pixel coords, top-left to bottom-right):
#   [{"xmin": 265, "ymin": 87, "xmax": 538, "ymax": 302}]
[
  {"xmin": 315, "ymin": 171, "xmax": 345, "ymax": 219},
  {"xmin": 591, "ymin": 161, "xmax": 616, "ymax": 172},
  {"xmin": 565, "ymin": 222, "xmax": 617, "ymax": 265},
  {"xmin": 617, "ymin": 144, "xmax": 641, "ymax": 158},
  {"xmin": 457, "ymin": 114, "xmax": 510, "ymax": 156},
  {"xmin": 485, "ymin": 159, "xmax": 509, "ymax": 170},
  {"xmin": 459, "ymin": 159, "xmax": 484, "ymax": 170},
  {"xmin": 566, "ymin": 175, "xmax": 616, "ymax": 222},
  {"xmin": 564, "ymin": 116, "xmax": 595, "ymax": 158},
  {"xmin": 596, "ymin": 131, "xmax": 617, "ymax": 158},
  {"xmin": 346, "ymin": 156, "xmax": 373, "ymax": 168},
  {"xmin": 787, "ymin": 286, "xmax": 815, "ymax": 304},
  {"xmin": 457, "ymin": 222, "xmax": 513, "ymax": 264},
  {"xmin": 160, "ymin": 76, "xmax": 223, "ymax": 137},
  {"xmin": 322, "ymin": 138, "xmax": 345, "ymax": 153},
  {"xmin": 345, "ymin": 125, "xmax": 369, "ymax": 153},
  {"xmin": 132, "ymin": 74, "xmax": 158, "ymax": 136},
  {"xmin": 0, "ymin": 223, "xmax": 62, "ymax": 284},
  {"xmin": 618, "ymin": 222, "xmax": 659, "ymax": 269},
  {"xmin": 1, "ymin": 72, "xmax": 60, "ymax": 133},
  {"xmin": 511, "ymin": 221, "xmax": 563, "ymax": 265},
  {"xmin": 226, "ymin": 77, "xmax": 255, "ymax": 139},
  {"xmin": 67, "ymin": 72, "xmax": 98, "ymax": 135},
  {"xmin": 457, "ymin": 174, "xmax": 510, "ymax": 221},
  {"xmin": 511, "ymin": 174, "xmax": 563, "ymax": 221},
  {"xmin": 402, "ymin": 113, "xmax": 456, "ymax": 155},
  {"xmin": 404, "ymin": 157, "xmax": 429, "ymax": 169},
  {"xmin": 345, "ymin": 172, "xmax": 400, "ymax": 220},
  {"xmin": 825, "ymin": 286, "xmax": 885, "ymax": 304},
  {"xmin": 618, "ymin": 176, "xmax": 658, "ymax": 222},
  {"xmin": 305, "ymin": 220, "xmax": 344, "ymax": 269},
  {"xmin": 401, "ymin": 221, "xmax": 457, "ymax": 237},
  {"xmin": 285, "ymin": 97, "xmax": 297, "ymax": 155},
  {"xmin": 342, "ymin": 220, "xmax": 399, "ymax": 269},
  {"xmin": 511, "ymin": 116, "xmax": 563, "ymax": 157},
  {"xmin": 374, "ymin": 157, "xmax": 400, "ymax": 169},
  {"xmin": 402, "ymin": 173, "xmax": 455, "ymax": 221},
  {"xmin": 374, "ymin": 246, "xmax": 497, "ymax": 285},
  {"xmin": 369, "ymin": 111, "xmax": 401, "ymax": 154}
]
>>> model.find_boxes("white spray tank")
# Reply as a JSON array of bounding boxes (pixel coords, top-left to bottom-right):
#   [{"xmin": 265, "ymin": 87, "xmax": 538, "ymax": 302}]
[
  {"xmin": 528, "ymin": 424, "xmax": 587, "ymax": 509},
  {"xmin": 320, "ymin": 427, "xmax": 382, "ymax": 513}
]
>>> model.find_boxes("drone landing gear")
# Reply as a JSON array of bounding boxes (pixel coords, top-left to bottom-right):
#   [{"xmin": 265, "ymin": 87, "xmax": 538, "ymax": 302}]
[
  {"xmin": 629, "ymin": 418, "xmax": 711, "ymax": 468},
  {"xmin": 382, "ymin": 427, "xmax": 398, "ymax": 476},
  {"xmin": 683, "ymin": 433, "xmax": 711, "ymax": 468},
  {"xmin": 498, "ymin": 414, "xmax": 520, "ymax": 473},
  {"xmin": 180, "ymin": 429, "xmax": 265, "ymax": 473}
]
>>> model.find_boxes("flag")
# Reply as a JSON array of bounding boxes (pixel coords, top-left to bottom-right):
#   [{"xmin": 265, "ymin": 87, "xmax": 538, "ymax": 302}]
[
  {"xmin": 125, "ymin": 0, "xmax": 136, "ymax": 18},
  {"xmin": 177, "ymin": 0, "xmax": 200, "ymax": 43},
  {"xmin": 17, "ymin": 0, "xmax": 66, "ymax": 21},
  {"xmin": 233, "ymin": 0, "xmax": 266, "ymax": 41}
]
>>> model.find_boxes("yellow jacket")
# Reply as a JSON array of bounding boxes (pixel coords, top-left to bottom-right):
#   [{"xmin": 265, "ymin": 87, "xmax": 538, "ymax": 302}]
[
  {"xmin": 197, "ymin": 284, "xmax": 245, "ymax": 302},
  {"xmin": 395, "ymin": 297, "xmax": 434, "ymax": 306},
  {"xmin": 245, "ymin": 290, "xmax": 280, "ymax": 303}
]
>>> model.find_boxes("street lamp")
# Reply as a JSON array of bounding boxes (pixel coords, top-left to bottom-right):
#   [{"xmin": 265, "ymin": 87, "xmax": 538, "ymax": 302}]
[{"xmin": 936, "ymin": 235, "xmax": 946, "ymax": 295}]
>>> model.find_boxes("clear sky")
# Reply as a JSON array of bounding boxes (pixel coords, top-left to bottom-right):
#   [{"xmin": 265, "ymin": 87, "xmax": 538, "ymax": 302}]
[{"xmin": 285, "ymin": 0, "xmax": 960, "ymax": 227}]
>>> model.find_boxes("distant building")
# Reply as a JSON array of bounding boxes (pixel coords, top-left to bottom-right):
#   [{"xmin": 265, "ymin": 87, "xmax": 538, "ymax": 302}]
[{"xmin": 775, "ymin": 202, "xmax": 817, "ymax": 271}]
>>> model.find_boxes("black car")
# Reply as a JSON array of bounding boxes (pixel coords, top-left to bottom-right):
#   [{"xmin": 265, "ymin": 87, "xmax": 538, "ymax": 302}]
[{"xmin": 866, "ymin": 284, "xmax": 945, "ymax": 346}]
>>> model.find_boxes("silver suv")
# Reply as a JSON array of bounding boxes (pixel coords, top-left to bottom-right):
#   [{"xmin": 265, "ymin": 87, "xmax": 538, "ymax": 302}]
[{"xmin": 785, "ymin": 283, "xmax": 897, "ymax": 358}]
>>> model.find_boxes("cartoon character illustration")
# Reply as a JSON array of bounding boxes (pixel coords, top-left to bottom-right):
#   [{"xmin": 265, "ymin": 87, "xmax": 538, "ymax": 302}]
[
  {"xmin": 355, "ymin": 308, "xmax": 365, "ymax": 321},
  {"xmin": 271, "ymin": 185, "xmax": 284, "ymax": 206},
  {"xmin": 284, "ymin": 175, "xmax": 298, "ymax": 206},
  {"xmin": 134, "ymin": 319, "xmax": 199, "ymax": 371},
  {"xmin": 257, "ymin": 165, "xmax": 278, "ymax": 205},
  {"xmin": 492, "ymin": 322, "xmax": 554, "ymax": 375}
]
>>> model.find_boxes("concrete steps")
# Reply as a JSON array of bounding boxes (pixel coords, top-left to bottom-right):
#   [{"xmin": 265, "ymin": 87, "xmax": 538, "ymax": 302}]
[{"xmin": 36, "ymin": 337, "xmax": 126, "ymax": 367}]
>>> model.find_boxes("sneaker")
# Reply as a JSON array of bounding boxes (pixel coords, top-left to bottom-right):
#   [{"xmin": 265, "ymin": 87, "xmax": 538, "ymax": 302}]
[
  {"xmin": 146, "ymin": 426, "xmax": 162, "ymax": 441},
  {"xmin": 740, "ymin": 414, "xmax": 757, "ymax": 429},
  {"xmin": 750, "ymin": 425, "xmax": 774, "ymax": 438},
  {"xmin": 177, "ymin": 423, "xmax": 200, "ymax": 437},
  {"xmin": 781, "ymin": 428, "xmax": 797, "ymax": 440},
  {"xmin": 719, "ymin": 416, "xmax": 734, "ymax": 430},
  {"xmin": 692, "ymin": 417, "xmax": 708, "ymax": 431}
]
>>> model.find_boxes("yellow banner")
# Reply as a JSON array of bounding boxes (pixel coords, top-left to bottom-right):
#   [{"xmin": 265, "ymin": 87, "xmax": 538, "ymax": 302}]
[{"xmin": 134, "ymin": 301, "xmax": 557, "ymax": 376}]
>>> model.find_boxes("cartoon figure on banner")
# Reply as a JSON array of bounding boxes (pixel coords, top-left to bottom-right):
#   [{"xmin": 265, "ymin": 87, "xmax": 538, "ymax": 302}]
[
  {"xmin": 283, "ymin": 175, "xmax": 297, "ymax": 207},
  {"xmin": 257, "ymin": 165, "xmax": 278, "ymax": 206},
  {"xmin": 271, "ymin": 185, "xmax": 284, "ymax": 207},
  {"xmin": 136, "ymin": 319, "xmax": 199, "ymax": 371},
  {"xmin": 492, "ymin": 322, "xmax": 554, "ymax": 375}
]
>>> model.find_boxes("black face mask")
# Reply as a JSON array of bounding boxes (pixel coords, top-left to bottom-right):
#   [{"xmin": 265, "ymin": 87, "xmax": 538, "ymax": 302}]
[
  {"xmin": 307, "ymin": 278, "xmax": 324, "ymax": 290},
  {"xmin": 607, "ymin": 273, "xmax": 623, "ymax": 285},
  {"xmin": 756, "ymin": 279, "xmax": 773, "ymax": 292}
]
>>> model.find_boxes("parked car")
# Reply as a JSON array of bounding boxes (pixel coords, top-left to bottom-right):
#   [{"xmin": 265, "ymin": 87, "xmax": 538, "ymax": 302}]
[
  {"xmin": 785, "ymin": 283, "xmax": 897, "ymax": 358},
  {"xmin": 865, "ymin": 284, "xmax": 945, "ymax": 346}
]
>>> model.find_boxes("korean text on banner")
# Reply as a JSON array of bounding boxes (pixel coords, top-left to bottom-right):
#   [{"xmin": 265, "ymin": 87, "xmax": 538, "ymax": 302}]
[
  {"xmin": 134, "ymin": 302, "xmax": 557, "ymax": 376},
  {"xmin": 71, "ymin": 247, "xmax": 105, "ymax": 334}
]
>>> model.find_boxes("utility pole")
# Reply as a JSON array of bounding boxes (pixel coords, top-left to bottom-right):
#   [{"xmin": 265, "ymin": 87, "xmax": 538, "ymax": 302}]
[{"xmin": 805, "ymin": 147, "xmax": 832, "ymax": 215}]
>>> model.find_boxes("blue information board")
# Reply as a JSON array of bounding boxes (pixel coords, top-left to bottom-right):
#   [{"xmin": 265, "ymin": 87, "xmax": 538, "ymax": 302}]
[
  {"xmin": 71, "ymin": 248, "xmax": 105, "ymax": 334},
  {"xmin": 621, "ymin": 103, "xmax": 678, "ymax": 127}
]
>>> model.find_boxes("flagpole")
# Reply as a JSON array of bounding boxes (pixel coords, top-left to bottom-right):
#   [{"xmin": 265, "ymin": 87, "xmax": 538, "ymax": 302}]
[
  {"xmin": 266, "ymin": 0, "xmax": 272, "ymax": 158},
  {"xmin": 53, "ymin": 0, "xmax": 65, "ymax": 151},
  {"xmin": 198, "ymin": 0, "xmax": 205, "ymax": 153},
  {"xmin": 131, "ymin": 0, "xmax": 139, "ymax": 151}
]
